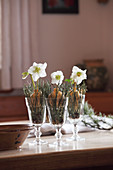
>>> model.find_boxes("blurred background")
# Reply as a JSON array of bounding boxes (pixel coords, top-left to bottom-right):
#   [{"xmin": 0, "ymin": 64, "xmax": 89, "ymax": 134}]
[
  {"xmin": 0, "ymin": 0, "xmax": 113, "ymax": 92},
  {"xmin": 0, "ymin": 0, "xmax": 113, "ymax": 121}
]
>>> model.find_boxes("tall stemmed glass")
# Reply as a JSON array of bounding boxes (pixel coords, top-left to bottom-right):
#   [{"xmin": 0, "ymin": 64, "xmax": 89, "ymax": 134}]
[
  {"xmin": 25, "ymin": 96, "xmax": 47, "ymax": 145},
  {"xmin": 22, "ymin": 62, "xmax": 48, "ymax": 144},
  {"xmin": 46, "ymin": 97, "xmax": 67, "ymax": 146},
  {"xmin": 67, "ymin": 92, "xmax": 85, "ymax": 141},
  {"xmin": 66, "ymin": 64, "xmax": 87, "ymax": 141}
]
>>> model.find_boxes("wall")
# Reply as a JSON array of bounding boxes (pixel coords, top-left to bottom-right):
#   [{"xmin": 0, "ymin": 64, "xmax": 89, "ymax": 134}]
[
  {"xmin": 36, "ymin": 0, "xmax": 113, "ymax": 90},
  {"xmin": 1, "ymin": 0, "xmax": 113, "ymax": 90}
]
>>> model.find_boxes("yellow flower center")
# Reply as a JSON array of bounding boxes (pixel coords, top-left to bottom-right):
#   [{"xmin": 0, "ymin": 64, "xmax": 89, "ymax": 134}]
[
  {"xmin": 33, "ymin": 67, "xmax": 41, "ymax": 73},
  {"xmin": 56, "ymin": 75, "xmax": 61, "ymax": 80},
  {"xmin": 77, "ymin": 72, "xmax": 82, "ymax": 77}
]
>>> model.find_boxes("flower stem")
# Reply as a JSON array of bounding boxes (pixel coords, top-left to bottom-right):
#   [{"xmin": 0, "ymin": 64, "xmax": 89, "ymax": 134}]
[
  {"xmin": 74, "ymin": 82, "xmax": 77, "ymax": 92},
  {"xmin": 37, "ymin": 79, "xmax": 38, "ymax": 90},
  {"xmin": 30, "ymin": 74, "xmax": 35, "ymax": 89}
]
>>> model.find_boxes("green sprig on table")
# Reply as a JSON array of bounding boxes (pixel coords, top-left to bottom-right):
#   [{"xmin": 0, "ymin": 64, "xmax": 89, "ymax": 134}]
[{"xmin": 82, "ymin": 102, "xmax": 113, "ymax": 130}]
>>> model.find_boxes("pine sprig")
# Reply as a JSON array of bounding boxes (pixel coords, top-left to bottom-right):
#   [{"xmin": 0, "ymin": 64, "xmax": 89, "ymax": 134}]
[
  {"xmin": 59, "ymin": 81, "xmax": 73, "ymax": 97},
  {"xmin": 82, "ymin": 102, "xmax": 113, "ymax": 130},
  {"xmin": 38, "ymin": 79, "xmax": 52, "ymax": 98},
  {"xmin": 77, "ymin": 81, "xmax": 87, "ymax": 94},
  {"xmin": 23, "ymin": 84, "xmax": 33, "ymax": 97}
]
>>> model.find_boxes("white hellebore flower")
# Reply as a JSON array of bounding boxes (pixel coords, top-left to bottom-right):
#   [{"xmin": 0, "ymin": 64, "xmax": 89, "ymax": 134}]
[
  {"xmin": 51, "ymin": 71, "xmax": 64, "ymax": 85},
  {"xmin": 28, "ymin": 62, "xmax": 47, "ymax": 81},
  {"xmin": 70, "ymin": 66, "xmax": 87, "ymax": 85}
]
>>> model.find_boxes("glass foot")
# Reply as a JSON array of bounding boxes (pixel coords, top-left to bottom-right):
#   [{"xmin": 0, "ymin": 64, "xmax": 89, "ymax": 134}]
[
  {"xmin": 49, "ymin": 140, "xmax": 68, "ymax": 147},
  {"xmin": 67, "ymin": 135, "xmax": 85, "ymax": 141},
  {"xmin": 29, "ymin": 139, "xmax": 48, "ymax": 145}
]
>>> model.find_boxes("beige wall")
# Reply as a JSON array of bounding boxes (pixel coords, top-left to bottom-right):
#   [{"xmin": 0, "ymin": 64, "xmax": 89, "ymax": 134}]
[
  {"xmin": 1, "ymin": 0, "xmax": 113, "ymax": 90},
  {"xmin": 36, "ymin": 0, "xmax": 113, "ymax": 90}
]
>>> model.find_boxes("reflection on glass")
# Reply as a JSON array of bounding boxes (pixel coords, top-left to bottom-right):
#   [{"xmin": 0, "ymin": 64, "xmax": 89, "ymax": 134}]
[
  {"xmin": 46, "ymin": 97, "xmax": 67, "ymax": 146},
  {"xmin": 25, "ymin": 96, "xmax": 47, "ymax": 145},
  {"xmin": 67, "ymin": 94, "xmax": 85, "ymax": 141}
]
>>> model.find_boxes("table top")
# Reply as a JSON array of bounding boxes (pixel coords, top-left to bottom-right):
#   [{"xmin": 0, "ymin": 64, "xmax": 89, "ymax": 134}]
[{"xmin": 1, "ymin": 129, "xmax": 113, "ymax": 170}]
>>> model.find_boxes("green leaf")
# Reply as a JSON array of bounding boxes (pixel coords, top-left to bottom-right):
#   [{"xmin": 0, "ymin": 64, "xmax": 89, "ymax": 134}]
[
  {"xmin": 65, "ymin": 79, "xmax": 71, "ymax": 82},
  {"xmin": 65, "ymin": 78, "xmax": 74, "ymax": 84}
]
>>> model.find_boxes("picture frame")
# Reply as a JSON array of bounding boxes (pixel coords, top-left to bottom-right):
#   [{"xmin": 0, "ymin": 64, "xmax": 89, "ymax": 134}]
[{"xmin": 42, "ymin": 0, "xmax": 79, "ymax": 14}]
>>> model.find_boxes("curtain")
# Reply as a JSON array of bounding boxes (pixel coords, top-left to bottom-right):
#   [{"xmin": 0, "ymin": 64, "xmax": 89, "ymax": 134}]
[{"xmin": 1, "ymin": 0, "xmax": 40, "ymax": 90}]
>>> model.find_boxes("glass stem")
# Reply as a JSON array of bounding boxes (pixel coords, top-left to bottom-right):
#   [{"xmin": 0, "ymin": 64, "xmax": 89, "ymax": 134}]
[
  {"xmin": 55, "ymin": 127, "xmax": 62, "ymax": 146},
  {"xmin": 72, "ymin": 124, "xmax": 79, "ymax": 140},
  {"xmin": 35, "ymin": 126, "xmax": 42, "ymax": 143}
]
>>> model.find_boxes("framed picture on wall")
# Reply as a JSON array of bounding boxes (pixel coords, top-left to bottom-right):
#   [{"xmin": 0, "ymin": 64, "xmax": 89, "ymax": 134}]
[{"xmin": 42, "ymin": 0, "xmax": 79, "ymax": 14}]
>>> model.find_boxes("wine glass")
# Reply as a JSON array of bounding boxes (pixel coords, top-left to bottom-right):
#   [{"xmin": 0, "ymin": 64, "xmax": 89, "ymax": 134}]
[
  {"xmin": 67, "ymin": 93, "xmax": 85, "ymax": 141},
  {"xmin": 25, "ymin": 96, "xmax": 47, "ymax": 145},
  {"xmin": 46, "ymin": 97, "xmax": 67, "ymax": 146}
]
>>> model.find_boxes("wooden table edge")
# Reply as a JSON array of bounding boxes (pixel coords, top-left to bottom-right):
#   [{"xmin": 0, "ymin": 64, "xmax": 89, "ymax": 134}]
[{"xmin": 0, "ymin": 147, "xmax": 113, "ymax": 170}]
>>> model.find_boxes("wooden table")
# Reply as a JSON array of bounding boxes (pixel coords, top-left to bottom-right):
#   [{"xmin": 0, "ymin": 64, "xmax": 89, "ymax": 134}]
[
  {"xmin": 0, "ymin": 92, "xmax": 113, "ymax": 122},
  {"xmin": 1, "ymin": 130, "xmax": 113, "ymax": 170}
]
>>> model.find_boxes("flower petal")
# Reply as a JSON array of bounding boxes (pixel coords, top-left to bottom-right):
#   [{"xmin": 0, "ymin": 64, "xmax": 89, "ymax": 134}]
[
  {"xmin": 28, "ymin": 66, "xmax": 35, "ymax": 74},
  {"xmin": 39, "ymin": 70, "xmax": 47, "ymax": 78},
  {"xmin": 33, "ymin": 62, "xmax": 38, "ymax": 67},
  {"xmin": 32, "ymin": 73, "xmax": 40, "ymax": 82}
]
